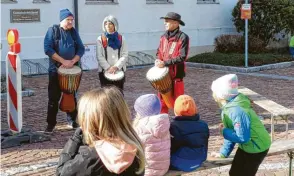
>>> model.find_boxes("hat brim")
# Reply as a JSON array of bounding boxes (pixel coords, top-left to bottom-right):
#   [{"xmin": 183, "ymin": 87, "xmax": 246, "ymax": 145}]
[{"xmin": 160, "ymin": 17, "xmax": 185, "ymax": 26}]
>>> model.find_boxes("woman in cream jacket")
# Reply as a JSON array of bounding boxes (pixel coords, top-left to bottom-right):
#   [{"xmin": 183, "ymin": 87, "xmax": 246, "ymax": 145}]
[{"xmin": 96, "ymin": 15, "xmax": 128, "ymax": 93}]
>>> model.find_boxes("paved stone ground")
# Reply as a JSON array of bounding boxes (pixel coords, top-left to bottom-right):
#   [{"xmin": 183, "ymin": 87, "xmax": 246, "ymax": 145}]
[{"xmin": 1, "ymin": 66, "xmax": 294, "ymax": 176}]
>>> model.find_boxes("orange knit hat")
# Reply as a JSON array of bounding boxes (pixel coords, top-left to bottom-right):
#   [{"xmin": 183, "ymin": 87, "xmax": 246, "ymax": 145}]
[{"xmin": 174, "ymin": 95, "xmax": 198, "ymax": 116}]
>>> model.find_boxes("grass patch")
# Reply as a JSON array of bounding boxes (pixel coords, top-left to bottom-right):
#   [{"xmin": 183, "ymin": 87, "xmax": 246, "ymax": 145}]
[{"xmin": 189, "ymin": 52, "xmax": 292, "ymax": 67}]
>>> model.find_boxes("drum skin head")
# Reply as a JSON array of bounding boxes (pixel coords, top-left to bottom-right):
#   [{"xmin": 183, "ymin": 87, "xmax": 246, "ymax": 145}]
[
  {"xmin": 104, "ymin": 70, "xmax": 124, "ymax": 81},
  {"xmin": 146, "ymin": 66, "xmax": 169, "ymax": 81},
  {"xmin": 58, "ymin": 66, "xmax": 82, "ymax": 75}
]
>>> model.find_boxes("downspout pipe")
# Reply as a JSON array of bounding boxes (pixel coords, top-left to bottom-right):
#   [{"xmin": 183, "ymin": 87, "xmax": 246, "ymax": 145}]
[{"xmin": 74, "ymin": 0, "xmax": 79, "ymax": 32}]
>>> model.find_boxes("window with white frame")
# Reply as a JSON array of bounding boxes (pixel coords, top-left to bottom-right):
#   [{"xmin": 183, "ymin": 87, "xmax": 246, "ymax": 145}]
[
  {"xmin": 146, "ymin": 0, "xmax": 173, "ymax": 4},
  {"xmin": 197, "ymin": 0, "xmax": 219, "ymax": 4},
  {"xmin": 1, "ymin": 0, "xmax": 17, "ymax": 3},
  {"xmin": 33, "ymin": 0, "xmax": 50, "ymax": 3}
]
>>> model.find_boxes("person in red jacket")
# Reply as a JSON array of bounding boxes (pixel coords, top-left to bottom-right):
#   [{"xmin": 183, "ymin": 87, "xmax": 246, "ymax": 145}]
[{"xmin": 155, "ymin": 12, "xmax": 190, "ymax": 113}]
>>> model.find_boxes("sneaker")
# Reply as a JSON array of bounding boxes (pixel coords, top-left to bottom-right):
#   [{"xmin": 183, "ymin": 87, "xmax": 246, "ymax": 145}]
[
  {"xmin": 68, "ymin": 121, "xmax": 79, "ymax": 129},
  {"xmin": 44, "ymin": 125, "xmax": 55, "ymax": 134}
]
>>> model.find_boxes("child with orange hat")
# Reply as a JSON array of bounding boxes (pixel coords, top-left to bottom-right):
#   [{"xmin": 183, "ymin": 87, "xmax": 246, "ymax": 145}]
[{"xmin": 169, "ymin": 95, "xmax": 209, "ymax": 172}]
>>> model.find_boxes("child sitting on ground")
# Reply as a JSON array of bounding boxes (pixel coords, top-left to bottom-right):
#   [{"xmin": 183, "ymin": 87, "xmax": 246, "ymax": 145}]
[
  {"xmin": 133, "ymin": 94, "xmax": 170, "ymax": 176},
  {"xmin": 169, "ymin": 95, "xmax": 209, "ymax": 172},
  {"xmin": 56, "ymin": 87, "xmax": 145, "ymax": 176}
]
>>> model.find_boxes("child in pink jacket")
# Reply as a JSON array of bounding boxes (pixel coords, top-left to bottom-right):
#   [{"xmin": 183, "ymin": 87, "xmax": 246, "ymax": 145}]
[{"xmin": 133, "ymin": 94, "xmax": 171, "ymax": 176}]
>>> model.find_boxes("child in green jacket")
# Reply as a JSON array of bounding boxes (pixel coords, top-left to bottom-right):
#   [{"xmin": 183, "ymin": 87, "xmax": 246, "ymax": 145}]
[{"xmin": 210, "ymin": 74, "xmax": 271, "ymax": 176}]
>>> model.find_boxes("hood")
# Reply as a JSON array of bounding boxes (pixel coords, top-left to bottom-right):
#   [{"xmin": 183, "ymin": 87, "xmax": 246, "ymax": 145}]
[
  {"xmin": 94, "ymin": 139, "xmax": 137, "ymax": 174},
  {"xmin": 223, "ymin": 93, "xmax": 251, "ymax": 109},
  {"xmin": 102, "ymin": 15, "xmax": 119, "ymax": 32}
]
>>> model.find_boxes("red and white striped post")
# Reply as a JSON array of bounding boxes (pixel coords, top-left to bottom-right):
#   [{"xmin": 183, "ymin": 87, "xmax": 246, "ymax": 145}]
[{"xmin": 6, "ymin": 29, "xmax": 22, "ymax": 133}]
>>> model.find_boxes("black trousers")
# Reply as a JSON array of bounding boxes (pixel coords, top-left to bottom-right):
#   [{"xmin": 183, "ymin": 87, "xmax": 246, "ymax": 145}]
[
  {"xmin": 229, "ymin": 148, "xmax": 269, "ymax": 176},
  {"xmin": 98, "ymin": 72, "xmax": 125, "ymax": 94},
  {"xmin": 47, "ymin": 72, "xmax": 77, "ymax": 127}
]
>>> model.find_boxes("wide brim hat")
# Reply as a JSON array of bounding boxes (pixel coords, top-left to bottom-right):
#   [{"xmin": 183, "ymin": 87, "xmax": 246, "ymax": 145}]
[{"xmin": 160, "ymin": 12, "xmax": 185, "ymax": 26}]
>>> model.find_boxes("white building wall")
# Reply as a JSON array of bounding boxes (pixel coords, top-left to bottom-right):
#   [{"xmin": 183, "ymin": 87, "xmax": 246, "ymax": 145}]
[
  {"xmin": 1, "ymin": 0, "xmax": 73, "ymax": 61},
  {"xmin": 1, "ymin": 0, "xmax": 238, "ymax": 73}
]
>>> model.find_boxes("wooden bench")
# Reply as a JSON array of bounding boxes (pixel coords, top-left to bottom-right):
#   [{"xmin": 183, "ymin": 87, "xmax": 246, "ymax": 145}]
[
  {"xmin": 238, "ymin": 86, "xmax": 294, "ymax": 141},
  {"xmin": 165, "ymin": 139, "xmax": 294, "ymax": 176}
]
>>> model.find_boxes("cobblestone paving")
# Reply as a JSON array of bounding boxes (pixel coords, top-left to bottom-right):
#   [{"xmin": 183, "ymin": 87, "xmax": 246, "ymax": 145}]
[{"xmin": 1, "ymin": 66, "xmax": 293, "ymax": 176}]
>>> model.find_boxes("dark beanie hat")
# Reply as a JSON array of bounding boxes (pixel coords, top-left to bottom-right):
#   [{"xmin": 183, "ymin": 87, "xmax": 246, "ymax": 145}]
[{"xmin": 60, "ymin": 9, "xmax": 74, "ymax": 22}]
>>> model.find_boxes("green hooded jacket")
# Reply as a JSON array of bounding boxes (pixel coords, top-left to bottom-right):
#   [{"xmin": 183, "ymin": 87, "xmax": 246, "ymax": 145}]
[{"xmin": 220, "ymin": 93, "xmax": 271, "ymax": 157}]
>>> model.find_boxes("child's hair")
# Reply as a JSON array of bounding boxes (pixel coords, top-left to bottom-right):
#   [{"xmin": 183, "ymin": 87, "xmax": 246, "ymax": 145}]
[{"xmin": 78, "ymin": 87, "xmax": 145, "ymax": 174}]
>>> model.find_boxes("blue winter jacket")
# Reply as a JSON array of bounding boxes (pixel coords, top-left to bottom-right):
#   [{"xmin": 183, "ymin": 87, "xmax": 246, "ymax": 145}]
[
  {"xmin": 170, "ymin": 114, "xmax": 209, "ymax": 172},
  {"xmin": 44, "ymin": 26, "xmax": 85, "ymax": 72}
]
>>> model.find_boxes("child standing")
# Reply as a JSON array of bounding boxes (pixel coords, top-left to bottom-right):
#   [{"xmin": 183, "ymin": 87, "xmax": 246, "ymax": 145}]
[
  {"xmin": 133, "ymin": 94, "xmax": 170, "ymax": 176},
  {"xmin": 57, "ymin": 87, "xmax": 145, "ymax": 176},
  {"xmin": 210, "ymin": 74, "xmax": 271, "ymax": 176},
  {"xmin": 289, "ymin": 35, "xmax": 294, "ymax": 59},
  {"xmin": 170, "ymin": 95, "xmax": 209, "ymax": 172}
]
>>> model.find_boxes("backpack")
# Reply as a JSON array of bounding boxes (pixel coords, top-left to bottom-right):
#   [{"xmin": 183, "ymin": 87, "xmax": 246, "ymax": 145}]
[{"xmin": 101, "ymin": 33, "xmax": 123, "ymax": 60}]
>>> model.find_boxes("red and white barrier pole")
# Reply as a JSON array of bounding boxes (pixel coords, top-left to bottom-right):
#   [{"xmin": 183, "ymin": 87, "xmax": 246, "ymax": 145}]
[{"xmin": 6, "ymin": 29, "xmax": 22, "ymax": 133}]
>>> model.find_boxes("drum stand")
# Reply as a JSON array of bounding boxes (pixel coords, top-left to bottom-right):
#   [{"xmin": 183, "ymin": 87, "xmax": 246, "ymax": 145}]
[{"xmin": 1, "ymin": 128, "xmax": 51, "ymax": 149}]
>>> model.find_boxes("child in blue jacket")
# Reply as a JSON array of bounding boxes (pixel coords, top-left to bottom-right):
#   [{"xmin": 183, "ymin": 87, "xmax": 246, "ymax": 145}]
[{"xmin": 170, "ymin": 95, "xmax": 209, "ymax": 172}]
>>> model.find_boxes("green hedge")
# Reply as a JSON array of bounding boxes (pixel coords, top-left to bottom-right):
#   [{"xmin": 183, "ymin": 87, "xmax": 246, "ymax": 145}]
[{"xmin": 188, "ymin": 52, "xmax": 292, "ymax": 67}]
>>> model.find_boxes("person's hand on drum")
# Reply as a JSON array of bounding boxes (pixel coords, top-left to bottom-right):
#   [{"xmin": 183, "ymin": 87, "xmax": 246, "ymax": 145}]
[
  {"xmin": 61, "ymin": 60, "xmax": 74, "ymax": 68},
  {"xmin": 107, "ymin": 66, "xmax": 118, "ymax": 74},
  {"xmin": 155, "ymin": 59, "xmax": 165, "ymax": 68}
]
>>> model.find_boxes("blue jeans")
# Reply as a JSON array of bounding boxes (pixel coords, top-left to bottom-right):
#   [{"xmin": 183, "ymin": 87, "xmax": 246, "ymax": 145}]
[
  {"xmin": 290, "ymin": 47, "xmax": 294, "ymax": 59},
  {"xmin": 46, "ymin": 72, "xmax": 77, "ymax": 127}
]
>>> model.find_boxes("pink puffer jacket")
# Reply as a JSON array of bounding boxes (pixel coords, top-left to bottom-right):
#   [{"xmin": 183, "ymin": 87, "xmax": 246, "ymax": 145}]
[{"xmin": 133, "ymin": 114, "xmax": 170, "ymax": 176}]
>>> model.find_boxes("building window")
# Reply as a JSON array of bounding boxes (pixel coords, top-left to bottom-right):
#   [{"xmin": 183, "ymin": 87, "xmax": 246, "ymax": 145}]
[
  {"xmin": 33, "ymin": 0, "xmax": 50, "ymax": 3},
  {"xmin": 146, "ymin": 0, "xmax": 173, "ymax": 4},
  {"xmin": 1, "ymin": 0, "xmax": 17, "ymax": 3},
  {"xmin": 85, "ymin": 0, "xmax": 118, "ymax": 4},
  {"xmin": 197, "ymin": 0, "xmax": 219, "ymax": 4}
]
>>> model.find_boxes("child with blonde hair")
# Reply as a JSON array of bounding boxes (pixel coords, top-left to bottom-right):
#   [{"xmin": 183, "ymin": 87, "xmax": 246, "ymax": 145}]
[
  {"xmin": 57, "ymin": 87, "xmax": 145, "ymax": 176},
  {"xmin": 133, "ymin": 94, "xmax": 170, "ymax": 176},
  {"xmin": 210, "ymin": 74, "xmax": 271, "ymax": 176}
]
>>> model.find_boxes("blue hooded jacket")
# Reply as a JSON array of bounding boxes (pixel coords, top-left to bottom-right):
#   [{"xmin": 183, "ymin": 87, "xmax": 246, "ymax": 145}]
[{"xmin": 170, "ymin": 114, "xmax": 209, "ymax": 172}]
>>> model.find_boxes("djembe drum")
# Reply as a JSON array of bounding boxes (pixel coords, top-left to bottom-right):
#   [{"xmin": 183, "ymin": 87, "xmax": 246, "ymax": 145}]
[
  {"xmin": 146, "ymin": 66, "xmax": 174, "ymax": 109},
  {"xmin": 104, "ymin": 70, "xmax": 125, "ymax": 85},
  {"xmin": 58, "ymin": 66, "xmax": 82, "ymax": 112}
]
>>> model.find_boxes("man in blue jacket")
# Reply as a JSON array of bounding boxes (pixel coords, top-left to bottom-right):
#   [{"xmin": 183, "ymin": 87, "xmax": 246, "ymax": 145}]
[{"xmin": 44, "ymin": 9, "xmax": 85, "ymax": 133}]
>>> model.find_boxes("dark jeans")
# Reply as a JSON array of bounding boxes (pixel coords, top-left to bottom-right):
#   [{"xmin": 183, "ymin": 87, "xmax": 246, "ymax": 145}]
[
  {"xmin": 47, "ymin": 72, "xmax": 77, "ymax": 127},
  {"xmin": 229, "ymin": 148, "xmax": 269, "ymax": 176},
  {"xmin": 98, "ymin": 72, "xmax": 125, "ymax": 94}
]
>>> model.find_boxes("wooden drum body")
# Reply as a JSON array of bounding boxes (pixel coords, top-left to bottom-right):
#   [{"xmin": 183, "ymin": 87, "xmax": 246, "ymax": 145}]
[
  {"xmin": 58, "ymin": 66, "xmax": 82, "ymax": 112},
  {"xmin": 146, "ymin": 66, "xmax": 174, "ymax": 109}
]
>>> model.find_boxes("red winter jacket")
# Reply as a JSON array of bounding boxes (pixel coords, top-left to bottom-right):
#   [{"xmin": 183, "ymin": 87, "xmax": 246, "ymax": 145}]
[{"xmin": 157, "ymin": 28, "xmax": 189, "ymax": 79}]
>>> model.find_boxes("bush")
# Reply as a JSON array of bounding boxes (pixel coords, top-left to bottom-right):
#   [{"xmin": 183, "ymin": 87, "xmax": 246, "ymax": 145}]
[
  {"xmin": 214, "ymin": 34, "xmax": 266, "ymax": 53},
  {"xmin": 214, "ymin": 35, "xmax": 242, "ymax": 53},
  {"xmin": 232, "ymin": 0, "xmax": 294, "ymax": 46},
  {"xmin": 189, "ymin": 52, "xmax": 292, "ymax": 67}
]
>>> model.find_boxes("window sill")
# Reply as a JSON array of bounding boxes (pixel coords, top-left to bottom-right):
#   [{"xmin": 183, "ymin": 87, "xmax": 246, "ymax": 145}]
[
  {"xmin": 146, "ymin": 1, "xmax": 173, "ymax": 4},
  {"xmin": 33, "ymin": 1, "xmax": 51, "ymax": 3},
  {"xmin": 85, "ymin": 1, "xmax": 118, "ymax": 5},
  {"xmin": 197, "ymin": 1, "xmax": 220, "ymax": 4},
  {"xmin": 1, "ymin": 1, "xmax": 18, "ymax": 4}
]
